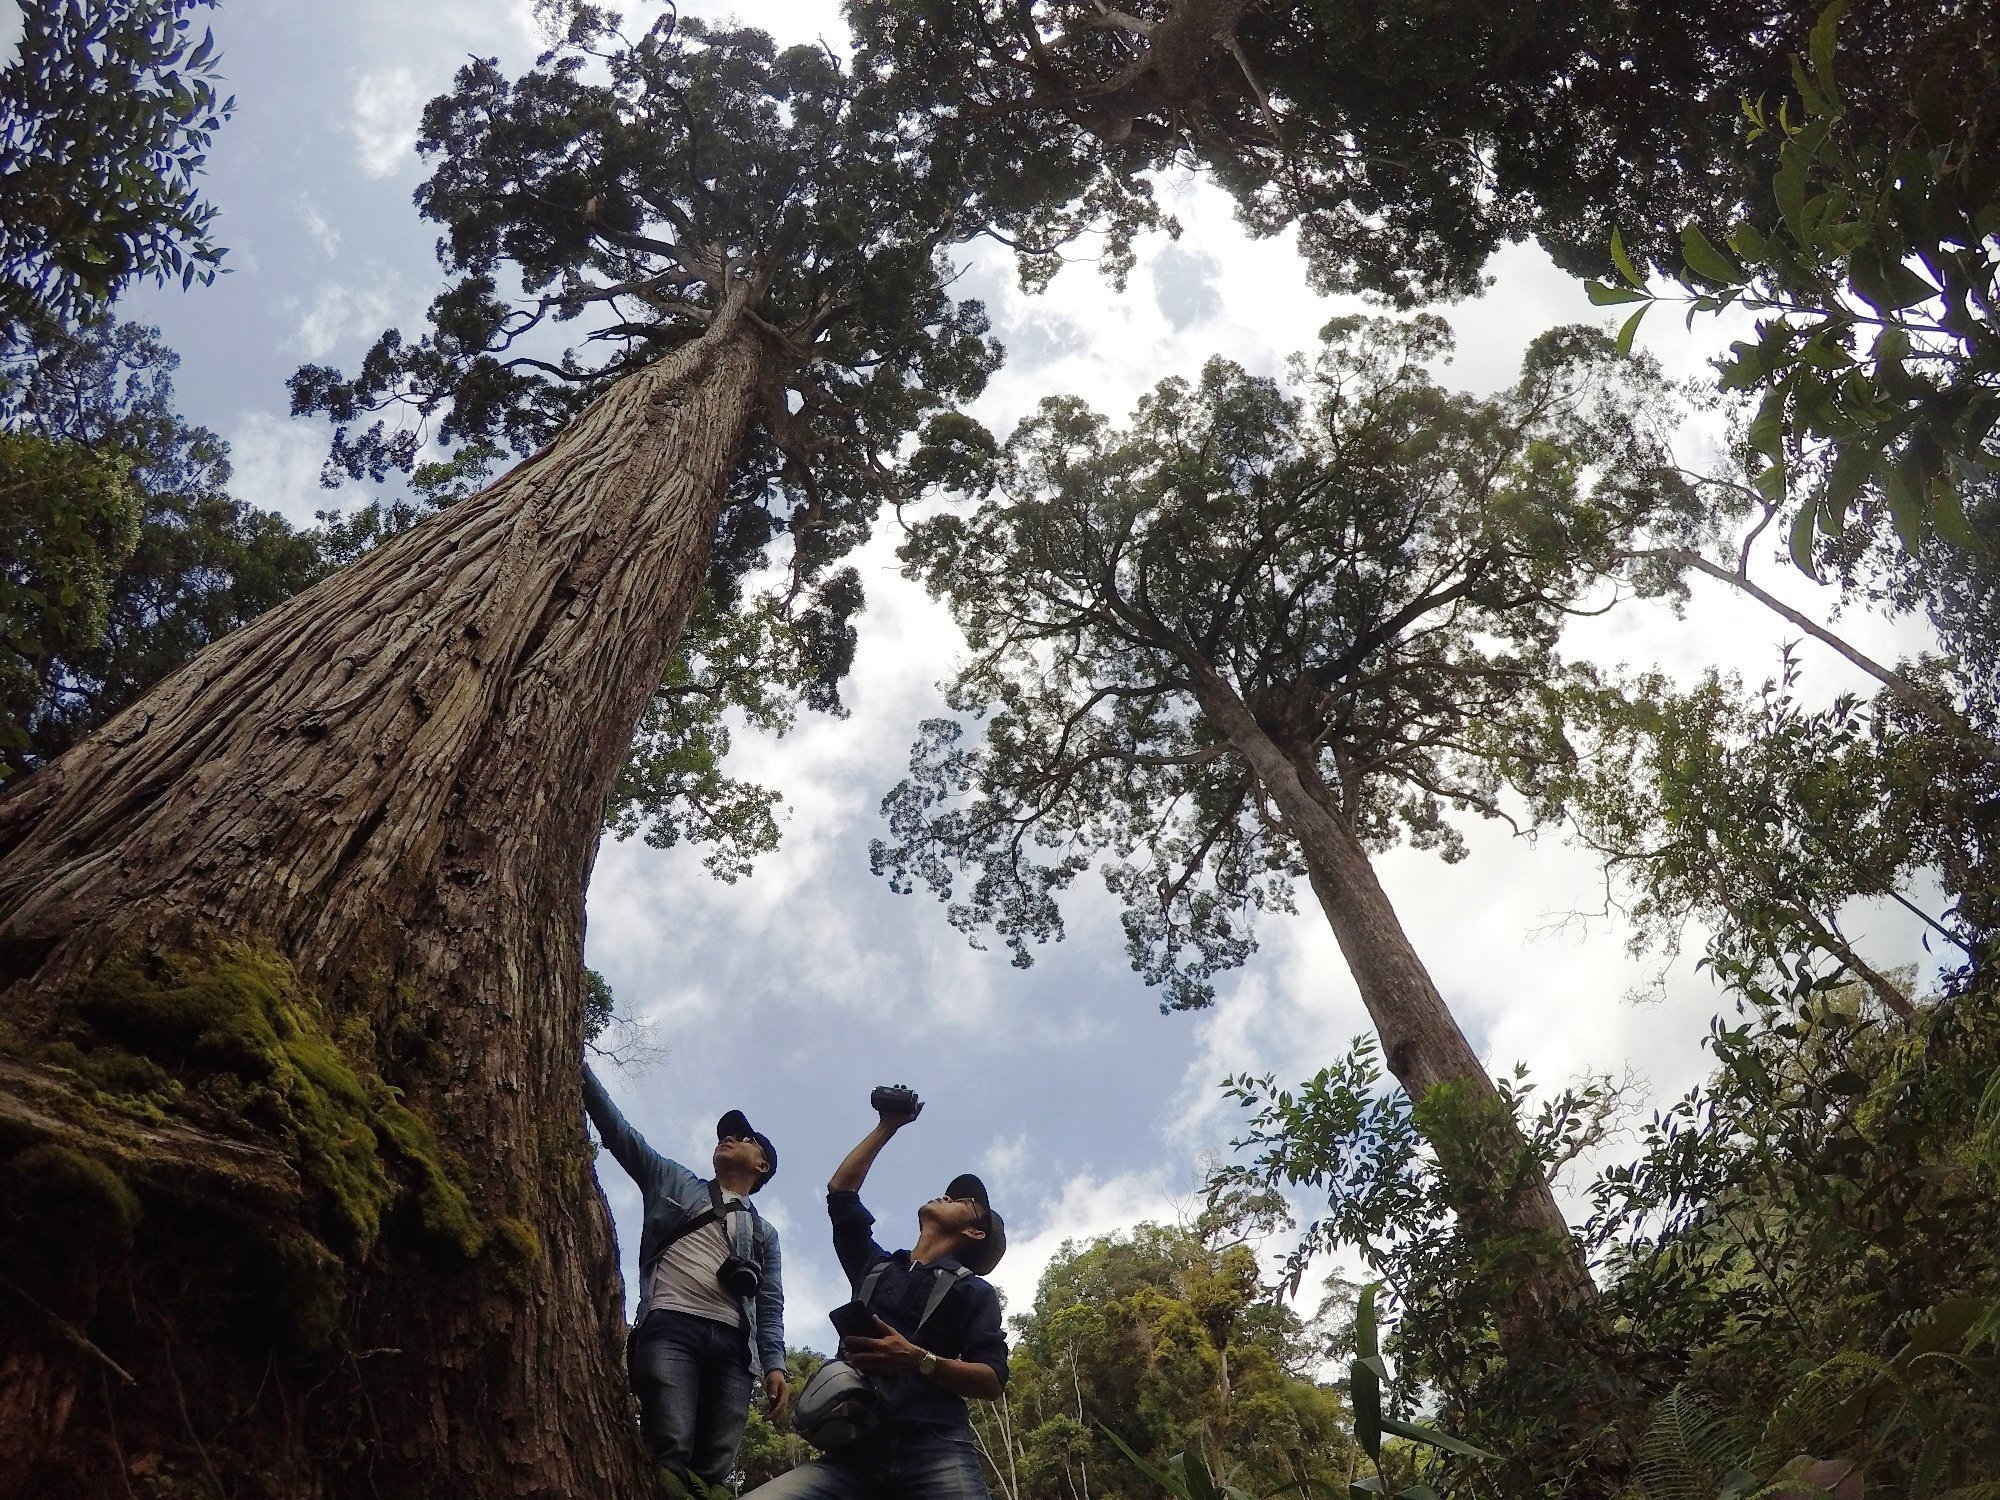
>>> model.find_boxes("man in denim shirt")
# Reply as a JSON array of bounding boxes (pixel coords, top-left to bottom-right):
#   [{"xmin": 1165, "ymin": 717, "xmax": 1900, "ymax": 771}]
[
  {"xmin": 746, "ymin": 1091, "xmax": 1008, "ymax": 1500},
  {"xmin": 584, "ymin": 1067, "xmax": 789, "ymax": 1486}
]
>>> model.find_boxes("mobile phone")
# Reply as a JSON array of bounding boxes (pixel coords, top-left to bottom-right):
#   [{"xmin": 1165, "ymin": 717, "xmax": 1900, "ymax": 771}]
[{"xmin": 829, "ymin": 1301, "xmax": 877, "ymax": 1339}]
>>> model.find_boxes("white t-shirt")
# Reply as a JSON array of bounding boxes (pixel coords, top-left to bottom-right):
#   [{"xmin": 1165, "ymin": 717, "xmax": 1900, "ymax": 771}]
[{"xmin": 647, "ymin": 1193, "xmax": 749, "ymax": 1327}]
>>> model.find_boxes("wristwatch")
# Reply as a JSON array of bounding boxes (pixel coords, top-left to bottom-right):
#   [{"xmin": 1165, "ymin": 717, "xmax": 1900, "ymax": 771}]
[{"xmin": 916, "ymin": 1352, "xmax": 939, "ymax": 1379}]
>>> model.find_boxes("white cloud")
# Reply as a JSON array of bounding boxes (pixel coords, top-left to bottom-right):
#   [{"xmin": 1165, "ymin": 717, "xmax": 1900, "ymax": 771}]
[
  {"xmin": 283, "ymin": 277, "xmax": 400, "ymax": 360},
  {"xmin": 984, "ymin": 1167, "xmax": 1183, "ymax": 1314},
  {"xmin": 980, "ymin": 1131, "xmax": 1032, "ymax": 1187},
  {"xmin": 295, "ymin": 194, "xmax": 342, "ymax": 258},
  {"xmin": 227, "ymin": 411, "xmax": 350, "ymax": 526},
  {"xmin": 349, "ymin": 65, "xmax": 427, "ymax": 179}
]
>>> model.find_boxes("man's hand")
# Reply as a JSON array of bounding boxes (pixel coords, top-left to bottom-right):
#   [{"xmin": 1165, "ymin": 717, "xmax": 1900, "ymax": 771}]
[
  {"xmin": 842, "ymin": 1316, "xmax": 926, "ymax": 1375},
  {"xmin": 765, "ymin": 1368, "xmax": 790, "ymax": 1418},
  {"xmin": 877, "ymin": 1095, "xmax": 923, "ymax": 1130}
]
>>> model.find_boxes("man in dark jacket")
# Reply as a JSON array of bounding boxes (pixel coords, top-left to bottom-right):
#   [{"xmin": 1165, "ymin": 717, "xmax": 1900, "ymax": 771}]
[
  {"xmin": 745, "ymin": 1090, "xmax": 1008, "ymax": 1500},
  {"xmin": 584, "ymin": 1067, "xmax": 788, "ymax": 1487}
]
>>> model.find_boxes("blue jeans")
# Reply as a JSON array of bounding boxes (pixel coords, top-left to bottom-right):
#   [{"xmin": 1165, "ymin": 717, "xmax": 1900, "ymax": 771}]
[
  {"xmin": 629, "ymin": 1309, "xmax": 756, "ymax": 1484},
  {"xmin": 743, "ymin": 1428, "xmax": 992, "ymax": 1500}
]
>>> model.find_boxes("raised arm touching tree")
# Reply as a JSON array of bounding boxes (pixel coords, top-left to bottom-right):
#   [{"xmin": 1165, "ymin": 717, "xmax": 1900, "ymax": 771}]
[
  {"xmin": 874, "ymin": 316, "xmax": 1701, "ymax": 1326},
  {"xmin": 0, "ymin": 5, "xmax": 1121, "ymax": 1493}
]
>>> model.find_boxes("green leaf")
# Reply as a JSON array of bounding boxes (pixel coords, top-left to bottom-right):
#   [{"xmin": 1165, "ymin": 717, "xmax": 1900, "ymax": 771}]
[
  {"xmin": 1609, "ymin": 227, "xmax": 1644, "ymax": 288},
  {"xmin": 1099, "ymin": 1425, "xmax": 1190, "ymax": 1499},
  {"xmin": 1680, "ymin": 225, "xmax": 1742, "ymax": 285},
  {"xmin": 1930, "ymin": 478, "xmax": 1974, "ymax": 550},
  {"xmin": 1351, "ymin": 1358, "xmax": 1383, "ymax": 1462},
  {"xmin": 1808, "ymin": 0, "xmax": 1851, "ymax": 103},
  {"xmin": 1355, "ymin": 1284, "xmax": 1379, "ymax": 1360},
  {"xmin": 1822, "ymin": 446, "xmax": 1874, "ymax": 530},
  {"xmin": 1775, "ymin": 146, "xmax": 1812, "ymax": 237},
  {"xmin": 1749, "ymin": 383, "xmax": 1790, "ymax": 461},
  {"xmin": 1873, "ymin": 325, "xmax": 1911, "ymax": 367},
  {"xmin": 1586, "ymin": 280, "xmax": 1647, "ymax": 306},
  {"xmin": 1616, "ymin": 303, "xmax": 1650, "ymax": 356},
  {"xmin": 1787, "ymin": 53, "xmax": 1828, "ymax": 120},
  {"xmin": 1789, "ymin": 497, "xmax": 1820, "ymax": 573},
  {"xmin": 1885, "ymin": 459, "xmax": 1925, "ymax": 550},
  {"xmin": 1378, "ymin": 1417, "xmax": 1500, "ymax": 1462},
  {"xmin": 1727, "ymin": 222, "xmax": 1773, "ymax": 264}
]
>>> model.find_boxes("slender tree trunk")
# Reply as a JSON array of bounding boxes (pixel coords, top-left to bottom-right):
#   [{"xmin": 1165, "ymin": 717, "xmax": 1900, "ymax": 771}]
[
  {"xmin": 0, "ymin": 289, "xmax": 771, "ymax": 1498},
  {"xmin": 1183, "ymin": 658, "xmax": 1598, "ymax": 1320}
]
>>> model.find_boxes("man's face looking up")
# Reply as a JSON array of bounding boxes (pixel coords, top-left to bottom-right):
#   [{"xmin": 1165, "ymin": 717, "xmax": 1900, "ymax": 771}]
[
  {"xmin": 714, "ymin": 1134, "xmax": 768, "ymax": 1182},
  {"xmin": 919, "ymin": 1193, "xmax": 988, "ymax": 1249}
]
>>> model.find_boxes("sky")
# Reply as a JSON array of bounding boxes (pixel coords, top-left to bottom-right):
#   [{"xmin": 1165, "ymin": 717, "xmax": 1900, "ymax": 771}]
[{"xmin": 73, "ymin": 0, "xmax": 1948, "ymax": 1344}]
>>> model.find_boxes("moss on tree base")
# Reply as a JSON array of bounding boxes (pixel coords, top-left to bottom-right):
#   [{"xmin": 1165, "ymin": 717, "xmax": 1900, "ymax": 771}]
[{"xmin": 0, "ymin": 941, "xmax": 540, "ymax": 1498}]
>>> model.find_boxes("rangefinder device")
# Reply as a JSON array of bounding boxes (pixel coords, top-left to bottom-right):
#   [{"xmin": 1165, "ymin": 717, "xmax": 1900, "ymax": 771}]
[{"xmin": 870, "ymin": 1084, "xmax": 921, "ymax": 1117}]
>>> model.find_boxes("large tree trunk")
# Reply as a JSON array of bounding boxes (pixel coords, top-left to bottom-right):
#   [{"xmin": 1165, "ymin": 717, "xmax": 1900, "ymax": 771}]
[
  {"xmin": 1184, "ymin": 659, "xmax": 1598, "ymax": 1321},
  {"xmin": 0, "ymin": 290, "xmax": 771, "ymax": 1499}
]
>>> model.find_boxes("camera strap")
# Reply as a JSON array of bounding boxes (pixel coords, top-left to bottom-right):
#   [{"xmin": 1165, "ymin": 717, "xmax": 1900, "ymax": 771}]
[{"xmin": 659, "ymin": 1180, "xmax": 759, "ymax": 1258}]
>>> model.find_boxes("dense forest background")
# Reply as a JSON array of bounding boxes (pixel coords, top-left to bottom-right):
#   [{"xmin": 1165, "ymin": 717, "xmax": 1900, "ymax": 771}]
[{"xmin": 1, "ymin": 0, "xmax": 1994, "ymax": 1496}]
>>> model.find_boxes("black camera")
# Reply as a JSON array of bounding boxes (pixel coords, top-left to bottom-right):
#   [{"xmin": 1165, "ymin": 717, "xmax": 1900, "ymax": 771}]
[
  {"xmin": 870, "ymin": 1084, "xmax": 921, "ymax": 1117},
  {"xmin": 718, "ymin": 1254, "xmax": 762, "ymax": 1299}
]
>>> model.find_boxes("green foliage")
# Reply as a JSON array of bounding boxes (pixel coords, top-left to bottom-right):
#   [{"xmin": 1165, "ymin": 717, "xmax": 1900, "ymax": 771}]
[
  {"xmin": 608, "ymin": 579, "xmax": 867, "ymax": 881},
  {"xmin": 0, "ymin": 0, "xmax": 232, "ymax": 333},
  {"xmin": 0, "ymin": 426, "xmax": 141, "ymax": 774},
  {"xmin": 1592, "ymin": 974, "xmax": 2000, "ymax": 1498},
  {"xmin": 1538, "ymin": 650, "xmax": 1994, "ymax": 1014},
  {"xmin": 1345, "ymin": 1285, "xmax": 1496, "ymax": 1498},
  {"xmin": 0, "ymin": 315, "xmax": 328, "ymax": 776},
  {"xmin": 1213, "ymin": 1043, "xmax": 1618, "ymax": 1493},
  {"xmin": 978, "ymin": 1211, "xmax": 1359, "ymax": 1500},
  {"xmin": 288, "ymin": 6, "xmax": 1007, "ymax": 594},
  {"xmin": 1210, "ymin": 959, "xmax": 2000, "ymax": 1496},
  {"xmin": 854, "ymin": 0, "xmax": 1985, "ymax": 304},
  {"xmin": 874, "ymin": 315, "xmax": 1696, "ymax": 1005},
  {"xmin": 1592, "ymin": 1, "xmax": 2000, "ymax": 565}
]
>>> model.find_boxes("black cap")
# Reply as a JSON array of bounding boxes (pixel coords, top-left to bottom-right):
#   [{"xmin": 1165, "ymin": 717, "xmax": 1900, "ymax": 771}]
[
  {"xmin": 945, "ymin": 1172, "xmax": 1006, "ymax": 1275},
  {"xmin": 717, "ymin": 1109, "xmax": 777, "ymax": 1191}
]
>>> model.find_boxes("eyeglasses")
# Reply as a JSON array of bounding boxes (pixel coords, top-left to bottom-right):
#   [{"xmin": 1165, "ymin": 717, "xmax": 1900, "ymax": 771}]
[{"xmin": 946, "ymin": 1194, "xmax": 991, "ymax": 1230}]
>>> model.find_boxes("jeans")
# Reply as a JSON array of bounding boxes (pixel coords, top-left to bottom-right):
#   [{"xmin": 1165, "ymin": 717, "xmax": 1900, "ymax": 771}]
[
  {"xmin": 743, "ymin": 1428, "xmax": 992, "ymax": 1500},
  {"xmin": 629, "ymin": 1309, "xmax": 756, "ymax": 1484}
]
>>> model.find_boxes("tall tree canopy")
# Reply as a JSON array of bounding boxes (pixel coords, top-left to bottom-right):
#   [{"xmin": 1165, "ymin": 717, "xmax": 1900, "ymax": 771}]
[
  {"xmin": 874, "ymin": 315, "xmax": 1697, "ymax": 1317},
  {"xmin": 0, "ymin": 0, "xmax": 232, "ymax": 338},
  {"xmin": 850, "ymin": 0, "xmax": 1992, "ymax": 303},
  {"xmin": 0, "ymin": 7, "xmax": 1089, "ymax": 1496}
]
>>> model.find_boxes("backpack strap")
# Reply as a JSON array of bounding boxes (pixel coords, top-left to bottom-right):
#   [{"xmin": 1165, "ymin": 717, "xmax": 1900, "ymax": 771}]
[
  {"xmin": 918, "ymin": 1264, "xmax": 973, "ymax": 1330},
  {"xmin": 856, "ymin": 1257, "xmax": 893, "ymax": 1308}
]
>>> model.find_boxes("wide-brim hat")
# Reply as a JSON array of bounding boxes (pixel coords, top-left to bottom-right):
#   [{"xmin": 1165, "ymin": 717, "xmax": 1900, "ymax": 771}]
[
  {"xmin": 718, "ymin": 1108, "xmax": 777, "ymax": 1190},
  {"xmin": 945, "ymin": 1171, "xmax": 1006, "ymax": 1275}
]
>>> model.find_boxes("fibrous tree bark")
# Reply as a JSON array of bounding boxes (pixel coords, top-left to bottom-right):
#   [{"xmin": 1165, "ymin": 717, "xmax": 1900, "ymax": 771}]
[{"xmin": 0, "ymin": 293, "xmax": 768, "ymax": 1498}]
